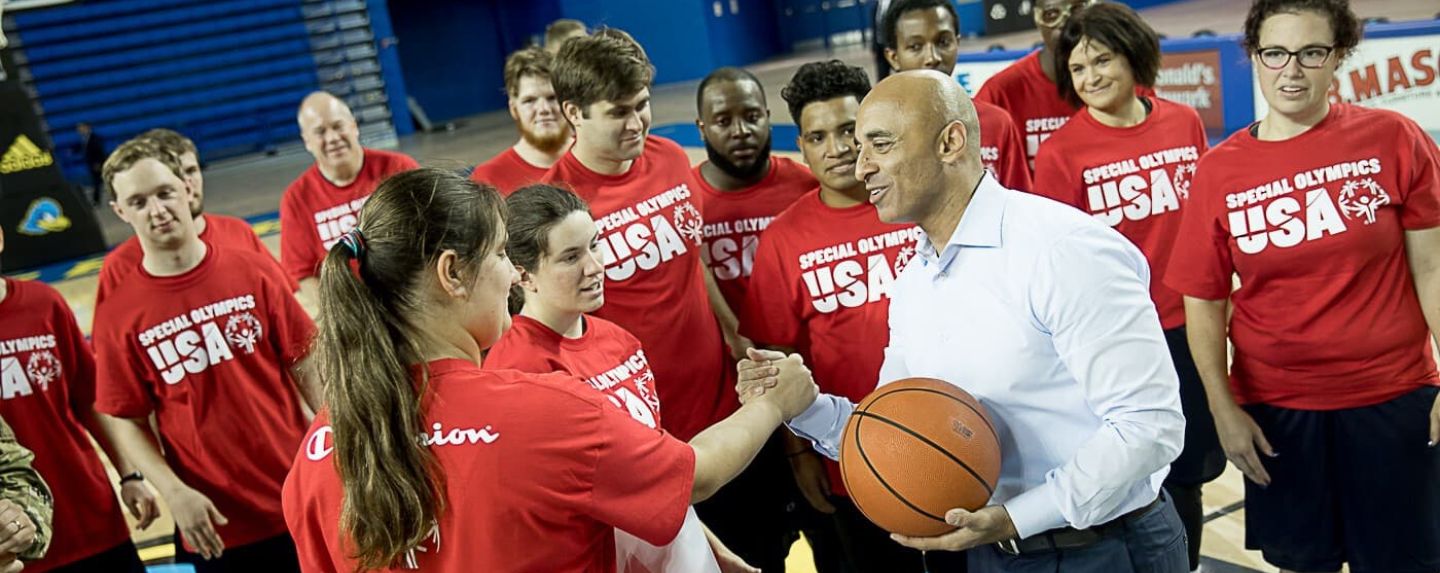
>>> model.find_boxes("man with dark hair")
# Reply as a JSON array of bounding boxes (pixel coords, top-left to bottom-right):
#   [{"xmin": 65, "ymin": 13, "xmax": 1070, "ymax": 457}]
[
  {"xmin": 544, "ymin": 18, "xmax": 587, "ymax": 54},
  {"xmin": 880, "ymin": 0, "xmax": 1032, "ymax": 191},
  {"xmin": 742, "ymin": 59, "xmax": 967, "ymax": 573},
  {"xmin": 542, "ymin": 28, "xmax": 777, "ymax": 569},
  {"xmin": 470, "ymin": 48, "xmax": 572, "ymax": 194},
  {"xmin": 975, "ymin": 0, "xmax": 1155, "ymax": 167},
  {"xmin": 693, "ymin": 66, "xmax": 843, "ymax": 573},
  {"xmin": 97, "ymin": 128, "xmax": 293, "ymax": 306}
]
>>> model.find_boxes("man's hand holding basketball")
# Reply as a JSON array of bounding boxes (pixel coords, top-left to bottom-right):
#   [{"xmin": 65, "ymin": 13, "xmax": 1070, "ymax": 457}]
[{"xmin": 890, "ymin": 505, "xmax": 1019, "ymax": 552}]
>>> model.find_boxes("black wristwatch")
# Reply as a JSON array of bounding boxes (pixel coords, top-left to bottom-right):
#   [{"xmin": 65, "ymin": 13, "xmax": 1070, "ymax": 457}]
[{"xmin": 118, "ymin": 471, "xmax": 144, "ymax": 486}]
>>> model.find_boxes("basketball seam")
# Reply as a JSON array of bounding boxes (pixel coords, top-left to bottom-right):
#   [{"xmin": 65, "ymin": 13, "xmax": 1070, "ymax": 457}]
[
  {"xmin": 873, "ymin": 387, "xmax": 1000, "ymax": 447},
  {"xmin": 852, "ymin": 410, "xmax": 997, "ymax": 497},
  {"xmin": 852, "ymin": 412, "xmax": 951, "ymax": 527}
]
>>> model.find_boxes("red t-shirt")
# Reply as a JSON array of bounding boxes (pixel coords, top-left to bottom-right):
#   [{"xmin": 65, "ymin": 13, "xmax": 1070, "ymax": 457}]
[
  {"xmin": 97, "ymin": 213, "xmax": 293, "ymax": 305},
  {"xmin": 692, "ymin": 156, "xmax": 816, "ymax": 316},
  {"xmin": 280, "ymin": 149, "xmax": 419, "ymax": 282},
  {"xmin": 741, "ymin": 189, "xmax": 922, "ymax": 495},
  {"xmin": 92, "ymin": 246, "xmax": 316, "ymax": 549},
  {"xmin": 542, "ymin": 136, "xmax": 735, "ymax": 441},
  {"xmin": 486, "ymin": 314, "xmax": 663, "ymax": 429},
  {"xmin": 1032, "ymin": 97, "xmax": 1208, "ymax": 329},
  {"xmin": 976, "ymin": 101, "xmax": 1034, "ymax": 192},
  {"xmin": 470, "ymin": 147, "xmax": 549, "ymax": 195},
  {"xmin": 1166, "ymin": 104, "xmax": 1440, "ymax": 410},
  {"xmin": 0, "ymin": 278, "xmax": 131, "ymax": 571},
  {"xmin": 282, "ymin": 360, "xmax": 695, "ymax": 573},
  {"xmin": 976, "ymin": 50, "xmax": 1155, "ymax": 167}
]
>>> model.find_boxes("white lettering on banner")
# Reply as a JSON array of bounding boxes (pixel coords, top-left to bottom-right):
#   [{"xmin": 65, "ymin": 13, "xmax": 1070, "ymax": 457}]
[
  {"xmin": 137, "ymin": 295, "xmax": 263, "ymax": 385},
  {"xmin": 314, "ymin": 197, "xmax": 370, "ymax": 249},
  {"xmin": 799, "ymin": 228, "xmax": 922, "ymax": 314}
]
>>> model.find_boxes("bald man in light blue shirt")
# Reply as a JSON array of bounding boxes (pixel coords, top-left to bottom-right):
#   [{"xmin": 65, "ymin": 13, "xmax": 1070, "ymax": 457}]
[{"xmin": 739, "ymin": 71, "xmax": 1188, "ymax": 571}]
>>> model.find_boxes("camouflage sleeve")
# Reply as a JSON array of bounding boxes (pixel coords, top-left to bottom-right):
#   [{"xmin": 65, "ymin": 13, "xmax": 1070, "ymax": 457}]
[{"xmin": 0, "ymin": 417, "xmax": 51, "ymax": 560}]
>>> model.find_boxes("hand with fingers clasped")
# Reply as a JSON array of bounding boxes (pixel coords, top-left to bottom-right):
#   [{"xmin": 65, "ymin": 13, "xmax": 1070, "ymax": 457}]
[
  {"xmin": 890, "ymin": 505, "xmax": 1020, "ymax": 552},
  {"xmin": 0, "ymin": 553, "xmax": 22, "ymax": 573},
  {"xmin": 736, "ymin": 348, "xmax": 817, "ymax": 420}
]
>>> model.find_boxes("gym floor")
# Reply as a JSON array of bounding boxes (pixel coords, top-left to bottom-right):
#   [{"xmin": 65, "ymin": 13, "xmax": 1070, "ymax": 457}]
[{"xmin": 31, "ymin": 0, "xmax": 1438, "ymax": 569}]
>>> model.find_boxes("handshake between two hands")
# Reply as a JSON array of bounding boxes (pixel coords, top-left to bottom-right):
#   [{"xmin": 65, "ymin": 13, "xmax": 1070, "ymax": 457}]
[{"xmin": 734, "ymin": 348, "xmax": 819, "ymax": 422}]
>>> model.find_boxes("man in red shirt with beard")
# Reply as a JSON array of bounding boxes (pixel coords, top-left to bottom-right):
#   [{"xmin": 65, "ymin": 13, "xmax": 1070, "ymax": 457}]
[{"xmin": 470, "ymin": 48, "xmax": 573, "ymax": 194}]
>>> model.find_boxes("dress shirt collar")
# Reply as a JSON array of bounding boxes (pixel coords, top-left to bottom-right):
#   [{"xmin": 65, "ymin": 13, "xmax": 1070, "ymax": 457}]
[{"xmin": 918, "ymin": 173, "xmax": 1008, "ymax": 273}]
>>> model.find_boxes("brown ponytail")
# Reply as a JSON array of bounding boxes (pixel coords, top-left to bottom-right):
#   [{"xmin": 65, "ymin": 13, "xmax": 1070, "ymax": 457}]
[{"xmin": 313, "ymin": 168, "xmax": 506, "ymax": 570}]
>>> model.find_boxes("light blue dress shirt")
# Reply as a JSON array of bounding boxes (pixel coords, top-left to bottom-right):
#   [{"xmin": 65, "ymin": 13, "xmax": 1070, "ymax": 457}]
[{"xmin": 788, "ymin": 174, "xmax": 1185, "ymax": 540}]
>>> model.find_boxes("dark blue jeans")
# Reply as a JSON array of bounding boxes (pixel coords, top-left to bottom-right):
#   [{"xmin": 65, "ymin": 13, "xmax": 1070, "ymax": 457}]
[{"xmin": 967, "ymin": 494, "xmax": 1188, "ymax": 573}]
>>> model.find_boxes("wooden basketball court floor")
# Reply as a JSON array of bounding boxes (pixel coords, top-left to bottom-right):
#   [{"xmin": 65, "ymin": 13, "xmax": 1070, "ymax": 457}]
[{"xmin": 18, "ymin": 0, "xmax": 1440, "ymax": 569}]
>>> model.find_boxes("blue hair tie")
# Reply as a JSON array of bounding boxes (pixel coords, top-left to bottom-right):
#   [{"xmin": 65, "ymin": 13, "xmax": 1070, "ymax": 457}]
[{"xmin": 339, "ymin": 229, "xmax": 367, "ymax": 259}]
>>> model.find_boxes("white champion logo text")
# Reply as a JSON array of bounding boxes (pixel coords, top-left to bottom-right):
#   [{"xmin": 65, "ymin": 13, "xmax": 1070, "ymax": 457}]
[
  {"xmin": 1224, "ymin": 158, "xmax": 1384, "ymax": 254},
  {"xmin": 421, "ymin": 422, "xmax": 501, "ymax": 447},
  {"xmin": 594, "ymin": 184, "xmax": 698, "ymax": 281}
]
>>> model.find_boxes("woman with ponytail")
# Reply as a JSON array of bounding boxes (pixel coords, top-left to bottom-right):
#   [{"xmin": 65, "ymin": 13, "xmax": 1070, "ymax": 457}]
[{"xmin": 282, "ymin": 168, "xmax": 817, "ymax": 572}]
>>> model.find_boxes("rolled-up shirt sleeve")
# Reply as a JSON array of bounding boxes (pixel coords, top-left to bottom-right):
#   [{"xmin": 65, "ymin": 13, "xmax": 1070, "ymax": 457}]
[{"xmin": 1004, "ymin": 226, "xmax": 1186, "ymax": 538}]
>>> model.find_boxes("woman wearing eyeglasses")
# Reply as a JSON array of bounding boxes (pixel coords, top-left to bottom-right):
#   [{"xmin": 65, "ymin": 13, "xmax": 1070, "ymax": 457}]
[
  {"xmin": 1167, "ymin": 1, "xmax": 1440, "ymax": 572},
  {"xmin": 1030, "ymin": 5, "xmax": 1221, "ymax": 572},
  {"xmin": 974, "ymin": 0, "xmax": 1153, "ymax": 170}
]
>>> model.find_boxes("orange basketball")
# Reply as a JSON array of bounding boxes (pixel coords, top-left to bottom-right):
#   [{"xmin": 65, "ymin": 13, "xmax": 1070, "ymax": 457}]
[{"xmin": 839, "ymin": 378, "xmax": 1002, "ymax": 537}]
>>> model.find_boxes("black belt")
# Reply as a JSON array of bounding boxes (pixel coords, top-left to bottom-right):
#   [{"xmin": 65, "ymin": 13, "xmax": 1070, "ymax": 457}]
[{"xmin": 994, "ymin": 494, "xmax": 1164, "ymax": 556}]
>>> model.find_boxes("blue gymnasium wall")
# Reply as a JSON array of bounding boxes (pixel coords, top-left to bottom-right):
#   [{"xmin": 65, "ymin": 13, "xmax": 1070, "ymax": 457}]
[
  {"xmin": 385, "ymin": 1, "xmax": 509, "ymax": 123},
  {"xmin": 383, "ymin": 0, "xmax": 783, "ymax": 122},
  {"xmin": 557, "ymin": 0, "xmax": 783, "ymax": 84},
  {"xmin": 7, "ymin": 0, "xmax": 411, "ymax": 183}
]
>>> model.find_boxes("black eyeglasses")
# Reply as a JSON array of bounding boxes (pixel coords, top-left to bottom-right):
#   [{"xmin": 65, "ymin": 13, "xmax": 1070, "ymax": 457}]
[
  {"xmin": 1256, "ymin": 45, "xmax": 1336, "ymax": 69},
  {"xmin": 1034, "ymin": 0, "xmax": 1096, "ymax": 28}
]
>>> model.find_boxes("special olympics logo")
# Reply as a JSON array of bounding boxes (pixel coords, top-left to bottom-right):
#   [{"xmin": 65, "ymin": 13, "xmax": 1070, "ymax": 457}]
[
  {"xmin": 25, "ymin": 351, "xmax": 61, "ymax": 391},
  {"xmin": 1338, "ymin": 178, "xmax": 1390, "ymax": 225},
  {"xmin": 305, "ymin": 426, "xmax": 334, "ymax": 461},
  {"xmin": 894, "ymin": 245, "xmax": 916, "ymax": 275},
  {"xmin": 672, "ymin": 203, "xmax": 704, "ymax": 246},
  {"xmin": 224, "ymin": 313, "xmax": 264, "ymax": 355},
  {"xmin": 1172, "ymin": 163, "xmax": 1197, "ymax": 201}
]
